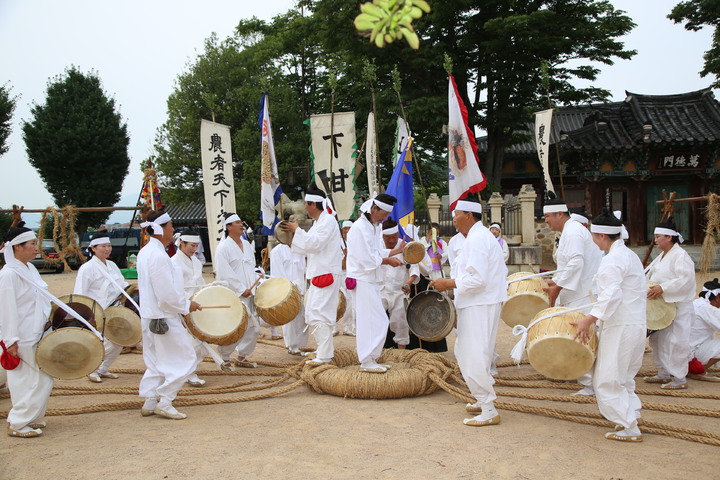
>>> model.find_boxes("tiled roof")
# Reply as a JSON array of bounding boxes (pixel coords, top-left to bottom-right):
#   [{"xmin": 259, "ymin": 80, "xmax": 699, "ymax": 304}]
[{"xmin": 165, "ymin": 202, "xmax": 206, "ymax": 224}]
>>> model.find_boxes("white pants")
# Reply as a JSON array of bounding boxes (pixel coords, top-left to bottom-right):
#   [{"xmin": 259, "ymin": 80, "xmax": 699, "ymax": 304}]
[
  {"xmin": 593, "ymin": 323, "xmax": 645, "ymax": 428},
  {"xmin": 342, "ymin": 287, "xmax": 356, "ymax": 334},
  {"xmin": 455, "ymin": 303, "xmax": 501, "ymax": 405},
  {"xmin": 218, "ymin": 296, "xmax": 260, "ymax": 360},
  {"xmin": 382, "ymin": 291, "xmax": 409, "ymax": 345},
  {"xmin": 694, "ymin": 338, "xmax": 720, "ymax": 365},
  {"xmin": 305, "ymin": 279, "xmax": 340, "ymax": 361},
  {"xmin": 649, "ymin": 301, "xmax": 693, "ymax": 380},
  {"xmin": 190, "ymin": 336, "xmax": 205, "ymax": 373},
  {"xmin": 283, "ymin": 308, "xmax": 308, "ymax": 351},
  {"xmin": 93, "ymin": 339, "xmax": 123, "ymax": 375},
  {"xmin": 355, "ymin": 280, "xmax": 389, "ymax": 365},
  {"xmin": 6, "ymin": 341, "xmax": 54, "ymax": 430},
  {"xmin": 139, "ymin": 315, "xmax": 196, "ymax": 404}
]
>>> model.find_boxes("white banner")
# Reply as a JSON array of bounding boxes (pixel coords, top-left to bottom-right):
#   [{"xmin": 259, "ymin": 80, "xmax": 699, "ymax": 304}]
[
  {"xmin": 200, "ymin": 119, "xmax": 236, "ymax": 268},
  {"xmin": 534, "ymin": 108, "xmax": 555, "ymax": 194},
  {"xmin": 366, "ymin": 112, "xmax": 380, "ymax": 195},
  {"xmin": 393, "ymin": 116, "xmax": 410, "ymax": 167},
  {"xmin": 309, "ymin": 112, "xmax": 358, "ymax": 220},
  {"xmin": 259, "ymin": 94, "xmax": 281, "ymax": 232}
]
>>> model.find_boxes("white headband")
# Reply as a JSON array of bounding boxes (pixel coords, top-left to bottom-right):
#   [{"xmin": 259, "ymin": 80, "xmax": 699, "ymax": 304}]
[
  {"xmin": 89, "ymin": 237, "xmax": 111, "ymax": 247},
  {"xmin": 141, "ymin": 213, "xmax": 172, "ymax": 235},
  {"xmin": 654, "ymin": 227, "xmax": 684, "ymax": 244},
  {"xmin": 455, "ymin": 200, "xmax": 482, "ymax": 214},
  {"xmin": 1, "ymin": 230, "xmax": 37, "ymax": 264},
  {"xmin": 360, "ymin": 193, "xmax": 394, "ymax": 213},
  {"xmin": 489, "ymin": 223, "xmax": 501, "ymax": 230},
  {"xmin": 543, "ymin": 204, "xmax": 568, "ymax": 214},
  {"xmin": 180, "ymin": 235, "xmax": 201, "ymax": 243},
  {"xmin": 305, "ymin": 194, "xmax": 336, "ymax": 216},
  {"xmin": 701, "ymin": 287, "xmax": 720, "ymax": 300},
  {"xmin": 590, "ymin": 224, "xmax": 623, "ymax": 235},
  {"xmin": 305, "ymin": 194, "xmax": 325, "ymax": 203},
  {"xmin": 570, "ymin": 213, "xmax": 589, "ymax": 225},
  {"xmin": 224, "ymin": 214, "xmax": 241, "ymax": 225},
  {"xmin": 342, "ymin": 221, "xmax": 353, "ymax": 228},
  {"xmin": 382, "ymin": 226, "xmax": 399, "ymax": 235}
]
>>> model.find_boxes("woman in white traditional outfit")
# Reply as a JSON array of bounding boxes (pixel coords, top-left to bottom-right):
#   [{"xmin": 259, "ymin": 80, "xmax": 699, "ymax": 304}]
[
  {"xmin": 269, "ymin": 240, "xmax": 308, "ymax": 355},
  {"xmin": 430, "ymin": 198, "xmax": 507, "ymax": 427},
  {"xmin": 170, "ymin": 229, "xmax": 207, "ymax": 386},
  {"xmin": 74, "ymin": 233, "xmax": 128, "ymax": 383},
  {"xmin": 137, "ymin": 212, "xmax": 201, "ymax": 420},
  {"xmin": 644, "ymin": 218, "xmax": 696, "ymax": 390},
  {"xmin": 488, "ymin": 223, "xmax": 509, "ymax": 264},
  {"xmin": 0, "ymin": 224, "xmax": 53, "ymax": 437},
  {"xmin": 573, "ymin": 209, "xmax": 646, "ymax": 442},
  {"xmin": 688, "ymin": 279, "xmax": 720, "ymax": 381}
]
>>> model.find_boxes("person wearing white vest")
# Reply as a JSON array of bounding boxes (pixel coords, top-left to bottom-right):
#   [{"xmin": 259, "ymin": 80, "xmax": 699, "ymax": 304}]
[
  {"xmin": 380, "ymin": 219, "xmax": 420, "ymax": 349},
  {"xmin": 214, "ymin": 213, "xmax": 262, "ymax": 369},
  {"xmin": 269, "ymin": 242, "xmax": 308, "ymax": 355},
  {"xmin": 137, "ymin": 212, "xmax": 201, "ymax": 420},
  {"xmin": 347, "ymin": 193, "xmax": 404, "ymax": 373},
  {"xmin": 543, "ymin": 194, "xmax": 602, "ymax": 396},
  {"xmin": 572, "ymin": 209, "xmax": 646, "ymax": 442},
  {"xmin": 644, "ymin": 218, "xmax": 696, "ymax": 390},
  {"xmin": 0, "ymin": 225, "xmax": 53, "ymax": 438},
  {"xmin": 74, "ymin": 233, "xmax": 129, "ymax": 383},
  {"xmin": 689, "ymin": 279, "xmax": 720, "ymax": 381},
  {"xmin": 430, "ymin": 197, "xmax": 508, "ymax": 427},
  {"xmin": 171, "ymin": 229, "xmax": 207, "ymax": 386},
  {"xmin": 280, "ymin": 186, "xmax": 344, "ymax": 365}
]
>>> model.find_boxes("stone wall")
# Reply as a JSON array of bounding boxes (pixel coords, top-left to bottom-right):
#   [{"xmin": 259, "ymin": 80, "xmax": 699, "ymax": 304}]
[{"xmin": 534, "ymin": 220, "xmax": 558, "ymax": 268}]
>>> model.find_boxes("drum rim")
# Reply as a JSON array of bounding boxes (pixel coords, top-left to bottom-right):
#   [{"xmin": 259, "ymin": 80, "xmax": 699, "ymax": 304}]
[
  {"xmin": 35, "ymin": 327, "xmax": 105, "ymax": 380},
  {"xmin": 188, "ymin": 285, "xmax": 248, "ymax": 345},
  {"xmin": 50, "ymin": 293, "xmax": 105, "ymax": 332}
]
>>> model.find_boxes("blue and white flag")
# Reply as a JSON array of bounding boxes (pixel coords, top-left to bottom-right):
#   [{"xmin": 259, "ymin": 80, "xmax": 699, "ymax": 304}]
[
  {"xmin": 259, "ymin": 93, "xmax": 282, "ymax": 233},
  {"xmin": 386, "ymin": 137, "xmax": 414, "ymax": 241}
]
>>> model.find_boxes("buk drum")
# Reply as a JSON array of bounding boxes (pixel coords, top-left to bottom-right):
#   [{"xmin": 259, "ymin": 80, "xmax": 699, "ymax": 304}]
[
  {"xmin": 254, "ymin": 277, "xmax": 302, "ymax": 326},
  {"xmin": 275, "ymin": 221, "xmax": 294, "ymax": 246},
  {"xmin": 501, "ymin": 272, "xmax": 549, "ymax": 328},
  {"xmin": 406, "ymin": 290, "xmax": 456, "ymax": 342},
  {"xmin": 50, "ymin": 294, "xmax": 105, "ymax": 332},
  {"xmin": 186, "ymin": 285, "xmax": 248, "ymax": 345},
  {"xmin": 123, "ymin": 285, "xmax": 140, "ymax": 316},
  {"xmin": 103, "ymin": 306, "xmax": 142, "ymax": 347},
  {"xmin": 36, "ymin": 327, "xmax": 104, "ymax": 380},
  {"xmin": 526, "ymin": 307, "xmax": 598, "ymax": 380},
  {"xmin": 646, "ymin": 281, "xmax": 676, "ymax": 333},
  {"xmin": 403, "ymin": 241, "xmax": 426, "ymax": 265},
  {"xmin": 337, "ymin": 290, "xmax": 347, "ymax": 320}
]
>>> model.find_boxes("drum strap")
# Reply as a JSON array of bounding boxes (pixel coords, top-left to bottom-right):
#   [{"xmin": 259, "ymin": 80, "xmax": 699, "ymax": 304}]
[
  {"xmin": 12, "ymin": 268, "xmax": 103, "ymax": 340},
  {"xmin": 96, "ymin": 266, "xmax": 141, "ymax": 312},
  {"xmin": 509, "ymin": 302, "xmax": 595, "ymax": 365}
]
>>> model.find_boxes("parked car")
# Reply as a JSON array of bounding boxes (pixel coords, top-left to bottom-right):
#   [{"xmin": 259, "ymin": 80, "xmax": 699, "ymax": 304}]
[{"xmin": 30, "ymin": 239, "xmax": 66, "ymax": 274}]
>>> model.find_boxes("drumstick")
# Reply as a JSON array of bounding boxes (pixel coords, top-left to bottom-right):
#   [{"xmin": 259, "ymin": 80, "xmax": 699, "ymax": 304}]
[
  {"xmin": 199, "ymin": 305, "xmax": 231, "ymax": 309},
  {"xmin": 506, "ymin": 269, "xmax": 561, "ymax": 285}
]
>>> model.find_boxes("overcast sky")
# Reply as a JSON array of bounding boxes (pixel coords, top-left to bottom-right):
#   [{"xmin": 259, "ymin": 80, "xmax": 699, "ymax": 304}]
[{"xmin": 0, "ymin": 0, "xmax": 715, "ymax": 226}]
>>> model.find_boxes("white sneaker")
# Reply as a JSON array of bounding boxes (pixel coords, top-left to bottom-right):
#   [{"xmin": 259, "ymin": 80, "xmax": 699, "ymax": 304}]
[
  {"xmin": 154, "ymin": 404, "xmax": 187, "ymax": 420},
  {"xmin": 87, "ymin": 373, "xmax": 102, "ymax": 383},
  {"xmin": 571, "ymin": 387, "xmax": 595, "ymax": 397},
  {"xmin": 186, "ymin": 375, "xmax": 205, "ymax": 387},
  {"xmin": 141, "ymin": 398, "xmax": 158, "ymax": 417}
]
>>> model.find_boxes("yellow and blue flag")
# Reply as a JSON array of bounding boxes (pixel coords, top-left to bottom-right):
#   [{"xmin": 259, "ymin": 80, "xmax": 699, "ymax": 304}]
[{"xmin": 386, "ymin": 137, "xmax": 414, "ymax": 241}]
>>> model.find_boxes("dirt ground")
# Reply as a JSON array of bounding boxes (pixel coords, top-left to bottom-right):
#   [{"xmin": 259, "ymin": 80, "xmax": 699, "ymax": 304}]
[{"xmin": 1, "ymin": 268, "xmax": 719, "ymax": 480}]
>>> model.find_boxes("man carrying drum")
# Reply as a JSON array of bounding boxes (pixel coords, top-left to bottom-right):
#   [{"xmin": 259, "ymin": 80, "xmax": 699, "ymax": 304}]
[
  {"xmin": 269, "ymin": 237, "xmax": 308, "ymax": 356},
  {"xmin": 572, "ymin": 209, "xmax": 646, "ymax": 442},
  {"xmin": 0, "ymin": 224, "xmax": 53, "ymax": 438},
  {"xmin": 542, "ymin": 194, "xmax": 602, "ymax": 396},
  {"xmin": 215, "ymin": 213, "xmax": 262, "ymax": 370},
  {"xmin": 644, "ymin": 218, "xmax": 696, "ymax": 390},
  {"xmin": 380, "ymin": 219, "xmax": 420, "ymax": 350},
  {"xmin": 347, "ymin": 193, "xmax": 404, "ymax": 373},
  {"xmin": 430, "ymin": 198, "xmax": 507, "ymax": 426},
  {"xmin": 280, "ymin": 185, "xmax": 344, "ymax": 366},
  {"xmin": 137, "ymin": 211, "xmax": 202, "ymax": 420},
  {"xmin": 74, "ymin": 232, "xmax": 129, "ymax": 384},
  {"xmin": 171, "ymin": 229, "xmax": 207, "ymax": 387}
]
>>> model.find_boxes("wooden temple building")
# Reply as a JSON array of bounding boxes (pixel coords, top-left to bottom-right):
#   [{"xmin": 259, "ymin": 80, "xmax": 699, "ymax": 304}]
[{"xmin": 482, "ymin": 88, "xmax": 720, "ymax": 245}]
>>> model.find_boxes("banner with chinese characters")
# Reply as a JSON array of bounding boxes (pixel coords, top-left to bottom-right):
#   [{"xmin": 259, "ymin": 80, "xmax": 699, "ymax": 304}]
[
  {"xmin": 534, "ymin": 108, "xmax": 555, "ymax": 194},
  {"xmin": 200, "ymin": 119, "xmax": 236, "ymax": 266},
  {"xmin": 308, "ymin": 112, "xmax": 358, "ymax": 220},
  {"xmin": 366, "ymin": 112, "xmax": 380, "ymax": 195}
]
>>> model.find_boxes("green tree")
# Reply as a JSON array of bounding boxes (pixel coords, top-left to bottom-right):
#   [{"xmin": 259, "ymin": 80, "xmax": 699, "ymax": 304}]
[
  {"xmin": 0, "ymin": 83, "xmax": 17, "ymax": 157},
  {"xmin": 22, "ymin": 67, "xmax": 130, "ymax": 236},
  {"xmin": 669, "ymin": 0, "xmax": 720, "ymax": 88}
]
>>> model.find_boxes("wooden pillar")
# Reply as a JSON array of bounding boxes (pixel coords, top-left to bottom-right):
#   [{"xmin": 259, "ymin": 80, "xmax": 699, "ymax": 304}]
[{"xmin": 631, "ymin": 181, "xmax": 648, "ymax": 245}]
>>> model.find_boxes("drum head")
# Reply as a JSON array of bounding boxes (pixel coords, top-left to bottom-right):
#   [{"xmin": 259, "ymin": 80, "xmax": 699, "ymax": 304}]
[
  {"xmin": 646, "ymin": 281, "xmax": 676, "ymax": 331},
  {"xmin": 501, "ymin": 295, "xmax": 549, "ymax": 328},
  {"xmin": 103, "ymin": 306, "xmax": 142, "ymax": 347},
  {"xmin": 36, "ymin": 328, "xmax": 104, "ymax": 380},
  {"xmin": 50, "ymin": 294, "xmax": 104, "ymax": 331},
  {"xmin": 403, "ymin": 241, "xmax": 426, "ymax": 265},
  {"xmin": 189, "ymin": 285, "xmax": 247, "ymax": 345},
  {"xmin": 406, "ymin": 290, "xmax": 456, "ymax": 342},
  {"xmin": 275, "ymin": 223, "xmax": 294, "ymax": 246},
  {"xmin": 255, "ymin": 277, "xmax": 293, "ymax": 309}
]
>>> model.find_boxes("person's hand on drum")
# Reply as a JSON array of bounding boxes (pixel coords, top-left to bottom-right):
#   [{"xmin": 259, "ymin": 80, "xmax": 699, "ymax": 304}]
[
  {"xmin": 382, "ymin": 256, "xmax": 403, "ymax": 267},
  {"xmin": 279, "ymin": 219, "xmax": 299, "ymax": 233},
  {"xmin": 647, "ymin": 284, "xmax": 663, "ymax": 300},
  {"xmin": 189, "ymin": 301, "xmax": 202, "ymax": 312},
  {"xmin": 543, "ymin": 279, "xmax": 561, "ymax": 307},
  {"xmin": 571, "ymin": 314, "xmax": 596, "ymax": 345},
  {"xmin": 429, "ymin": 278, "xmax": 456, "ymax": 292},
  {"xmin": 241, "ymin": 289, "xmax": 252, "ymax": 298}
]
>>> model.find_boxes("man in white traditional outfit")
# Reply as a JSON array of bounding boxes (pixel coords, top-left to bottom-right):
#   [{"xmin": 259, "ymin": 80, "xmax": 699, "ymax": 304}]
[
  {"xmin": 137, "ymin": 212, "xmax": 201, "ymax": 420},
  {"xmin": 347, "ymin": 193, "xmax": 404, "ymax": 373},
  {"xmin": 170, "ymin": 229, "xmax": 207, "ymax": 386},
  {"xmin": 215, "ymin": 213, "xmax": 262, "ymax": 369},
  {"xmin": 380, "ymin": 219, "xmax": 420, "ymax": 349},
  {"xmin": 0, "ymin": 225, "xmax": 53, "ymax": 437},
  {"xmin": 572, "ymin": 209, "xmax": 646, "ymax": 442},
  {"xmin": 689, "ymin": 279, "xmax": 720, "ymax": 381},
  {"xmin": 340, "ymin": 220, "xmax": 356, "ymax": 336},
  {"xmin": 644, "ymin": 218, "xmax": 696, "ymax": 390},
  {"xmin": 488, "ymin": 223, "xmax": 510, "ymax": 264},
  {"xmin": 74, "ymin": 233, "xmax": 129, "ymax": 384},
  {"xmin": 280, "ymin": 186, "xmax": 344, "ymax": 365},
  {"xmin": 430, "ymin": 198, "xmax": 507, "ymax": 426},
  {"xmin": 543, "ymin": 194, "xmax": 602, "ymax": 396},
  {"xmin": 269, "ymin": 239, "xmax": 308, "ymax": 355}
]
